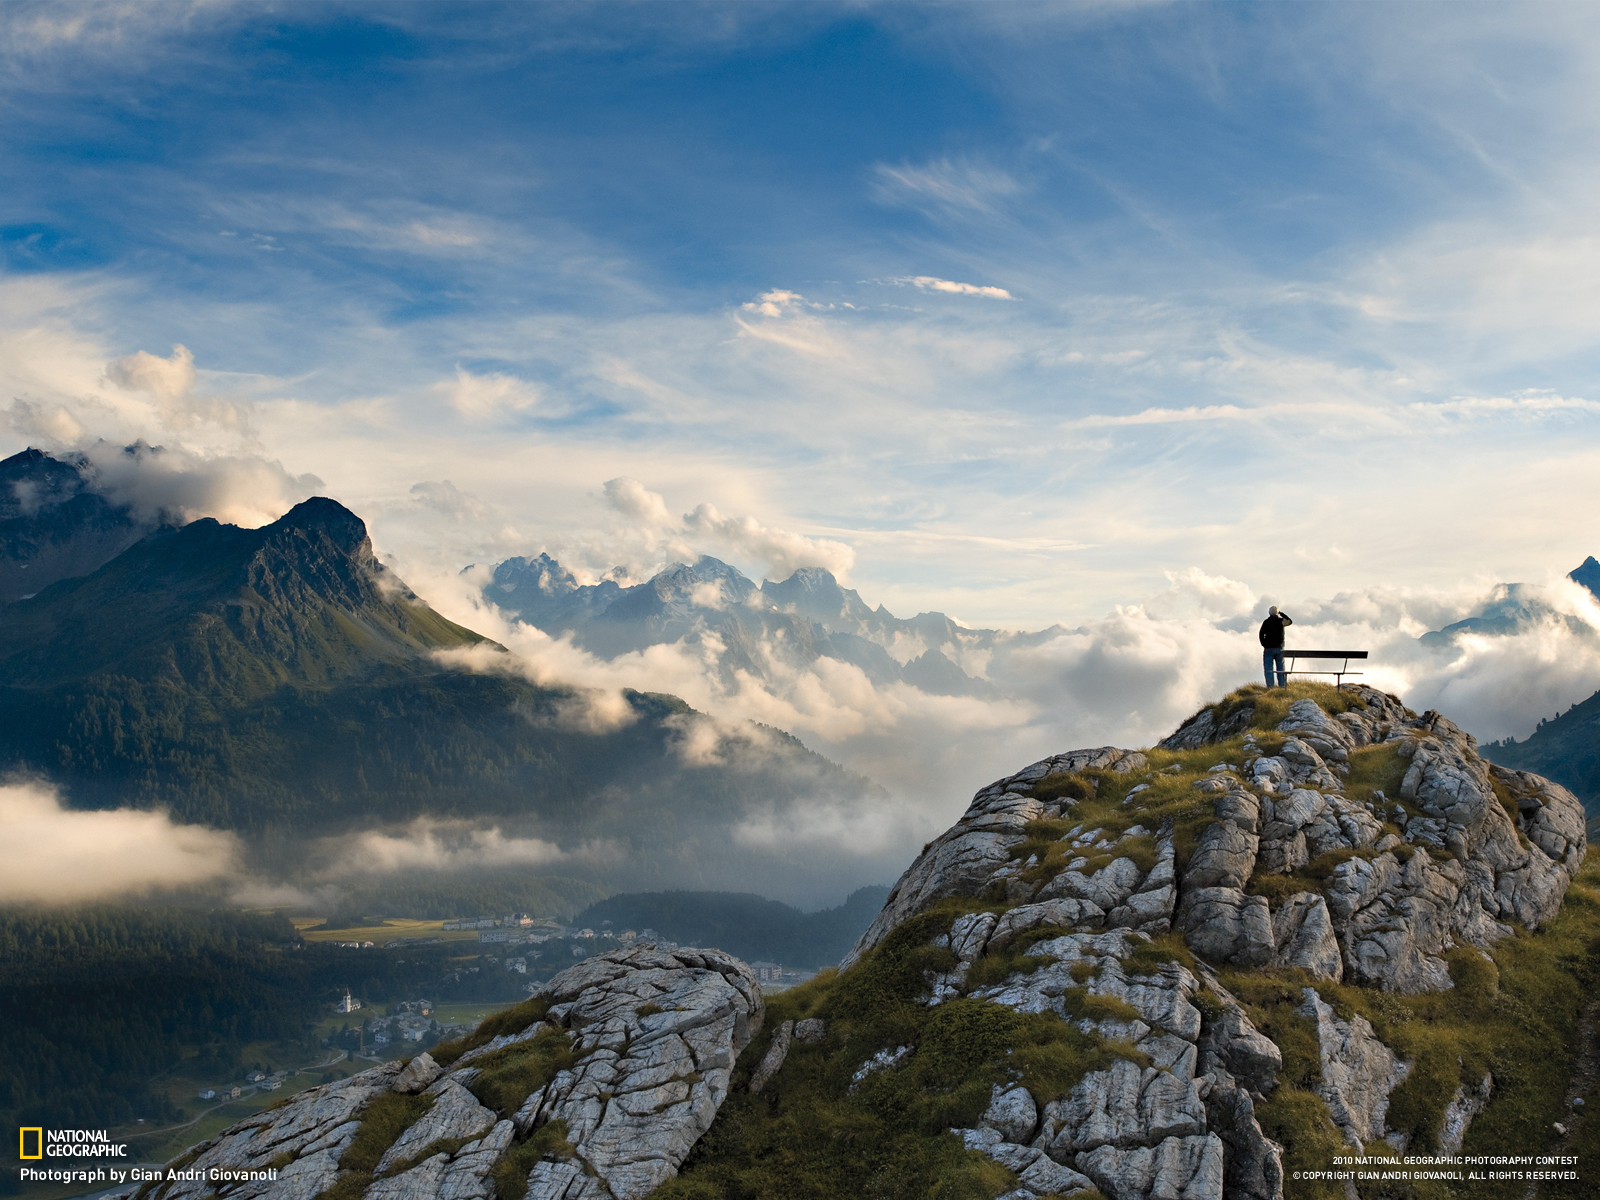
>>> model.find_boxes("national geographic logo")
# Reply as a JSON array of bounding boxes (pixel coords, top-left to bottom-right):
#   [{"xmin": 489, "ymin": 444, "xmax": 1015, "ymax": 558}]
[{"xmin": 16, "ymin": 1127, "xmax": 128, "ymax": 1158}]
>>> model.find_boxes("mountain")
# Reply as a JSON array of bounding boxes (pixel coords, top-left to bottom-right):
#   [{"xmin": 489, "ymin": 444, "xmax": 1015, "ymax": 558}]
[
  {"xmin": 572, "ymin": 884, "xmax": 891, "ymax": 969},
  {"xmin": 482, "ymin": 552, "xmax": 1003, "ymax": 698},
  {"xmin": 144, "ymin": 683, "xmax": 1600, "ymax": 1200},
  {"xmin": 1418, "ymin": 555, "xmax": 1600, "ymax": 646},
  {"xmin": 1485, "ymin": 693, "xmax": 1600, "ymax": 819},
  {"xmin": 0, "ymin": 446, "xmax": 151, "ymax": 602},
  {"xmin": 0, "ymin": 478, "xmax": 879, "ymax": 897}
]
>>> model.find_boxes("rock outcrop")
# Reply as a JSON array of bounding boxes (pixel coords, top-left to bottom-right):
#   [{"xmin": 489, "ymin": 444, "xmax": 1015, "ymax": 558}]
[
  {"xmin": 139, "ymin": 946, "xmax": 761, "ymax": 1200},
  {"xmin": 830, "ymin": 685, "xmax": 1586, "ymax": 1200}
]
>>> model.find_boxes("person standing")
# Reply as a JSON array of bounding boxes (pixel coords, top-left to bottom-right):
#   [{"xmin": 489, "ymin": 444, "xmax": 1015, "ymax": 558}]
[{"xmin": 1259, "ymin": 605, "xmax": 1292, "ymax": 688}]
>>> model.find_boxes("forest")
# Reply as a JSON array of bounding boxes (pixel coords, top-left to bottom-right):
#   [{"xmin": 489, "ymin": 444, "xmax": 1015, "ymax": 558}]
[{"xmin": 0, "ymin": 905, "xmax": 525, "ymax": 1157}]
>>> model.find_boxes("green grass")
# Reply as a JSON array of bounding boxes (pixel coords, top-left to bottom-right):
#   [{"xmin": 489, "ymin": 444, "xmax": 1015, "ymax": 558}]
[
  {"xmin": 490, "ymin": 1121, "xmax": 577, "ymax": 1200},
  {"xmin": 432, "ymin": 996, "xmax": 551, "ymax": 1067},
  {"xmin": 649, "ymin": 904, "xmax": 1138, "ymax": 1199},
  {"xmin": 467, "ymin": 1026, "xmax": 581, "ymax": 1116},
  {"xmin": 1219, "ymin": 851, "xmax": 1600, "ymax": 1200},
  {"xmin": 314, "ymin": 1091, "xmax": 435, "ymax": 1200}
]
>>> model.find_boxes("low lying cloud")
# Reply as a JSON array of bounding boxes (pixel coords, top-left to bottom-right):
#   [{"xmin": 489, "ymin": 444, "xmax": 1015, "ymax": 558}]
[
  {"xmin": 603, "ymin": 476, "xmax": 855, "ymax": 581},
  {"xmin": 0, "ymin": 781, "xmax": 240, "ymax": 903},
  {"xmin": 82, "ymin": 439, "xmax": 323, "ymax": 528},
  {"xmin": 326, "ymin": 817, "xmax": 570, "ymax": 874}
]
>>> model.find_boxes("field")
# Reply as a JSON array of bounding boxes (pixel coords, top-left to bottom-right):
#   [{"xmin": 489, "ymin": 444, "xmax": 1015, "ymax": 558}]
[{"xmin": 290, "ymin": 917, "xmax": 486, "ymax": 945}]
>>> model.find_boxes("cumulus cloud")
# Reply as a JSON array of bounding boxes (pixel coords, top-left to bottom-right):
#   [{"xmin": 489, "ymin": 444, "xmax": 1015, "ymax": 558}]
[
  {"xmin": 107, "ymin": 342, "xmax": 196, "ymax": 400},
  {"xmin": 0, "ymin": 780, "xmax": 240, "ymax": 903},
  {"xmin": 410, "ymin": 479, "xmax": 487, "ymax": 520},
  {"xmin": 895, "ymin": 276, "xmax": 1014, "ymax": 300},
  {"xmin": 81, "ymin": 439, "xmax": 324, "ymax": 528},
  {"xmin": 602, "ymin": 476, "xmax": 856, "ymax": 581}
]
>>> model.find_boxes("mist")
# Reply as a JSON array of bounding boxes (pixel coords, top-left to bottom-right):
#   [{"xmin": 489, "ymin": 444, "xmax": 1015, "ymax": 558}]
[{"xmin": 0, "ymin": 780, "xmax": 241, "ymax": 904}]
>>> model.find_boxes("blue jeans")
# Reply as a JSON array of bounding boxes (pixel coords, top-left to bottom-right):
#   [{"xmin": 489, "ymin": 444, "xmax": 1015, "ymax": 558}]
[{"xmin": 1263, "ymin": 648, "xmax": 1287, "ymax": 688}]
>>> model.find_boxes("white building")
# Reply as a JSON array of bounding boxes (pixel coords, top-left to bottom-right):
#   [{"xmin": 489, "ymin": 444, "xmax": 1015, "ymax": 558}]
[{"xmin": 335, "ymin": 989, "xmax": 362, "ymax": 1013}]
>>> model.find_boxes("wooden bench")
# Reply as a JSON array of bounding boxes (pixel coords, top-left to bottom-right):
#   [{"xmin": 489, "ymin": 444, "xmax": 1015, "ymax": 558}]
[{"xmin": 1281, "ymin": 650, "xmax": 1368, "ymax": 689}]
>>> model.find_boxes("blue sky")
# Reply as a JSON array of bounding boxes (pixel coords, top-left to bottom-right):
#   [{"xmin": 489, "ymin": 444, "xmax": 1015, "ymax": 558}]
[{"xmin": 5, "ymin": 1, "xmax": 1600, "ymax": 629}]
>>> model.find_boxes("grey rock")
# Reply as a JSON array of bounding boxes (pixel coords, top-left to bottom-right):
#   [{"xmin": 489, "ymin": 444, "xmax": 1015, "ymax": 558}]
[
  {"xmin": 143, "ymin": 1063, "xmax": 405, "ymax": 1200},
  {"xmin": 1192, "ymin": 974, "xmax": 1282, "ymax": 1097},
  {"xmin": 1075, "ymin": 1133, "xmax": 1224, "ymax": 1200},
  {"xmin": 1183, "ymin": 820, "xmax": 1259, "ymax": 890},
  {"xmin": 375, "ymin": 1080, "xmax": 497, "ymax": 1175},
  {"xmin": 1299, "ymin": 988, "xmax": 1408, "ymax": 1146},
  {"xmin": 844, "ymin": 746, "xmax": 1149, "ymax": 966},
  {"xmin": 1053, "ymin": 1059, "xmax": 1206, "ymax": 1153},
  {"xmin": 1438, "ymin": 1073, "xmax": 1493, "ymax": 1156},
  {"xmin": 1176, "ymin": 888, "xmax": 1273, "ymax": 967},
  {"xmin": 956, "ymin": 1127, "xmax": 1097, "ymax": 1196},
  {"xmin": 391, "ymin": 1052, "xmax": 443, "ymax": 1095},
  {"xmin": 983, "ymin": 1084, "xmax": 1041, "ymax": 1144},
  {"xmin": 793, "ymin": 1018, "xmax": 826, "ymax": 1044},
  {"xmin": 525, "ymin": 1160, "xmax": 610, "ymax": 1200},
  {"xmin": 365, "ymin": 1119, "xmax": 514, "ymax": 1200},
  {"xmin": 989, "ymin": 898, "xmax": 1108, "ymax": 950},
  {"xmin": 1270, "ymin": 893, "xmax": 1342, "ymax": 981},
  {"xmin": 520, "ymin": 945, "xmax": 762, "ymax": 1200},
  {"xmin": 749, "ymin": 1020, "xmax": 792, "ymax": 1094},
  {"xmin": 1201, "ymin": 1073, "xmax": 1283, "ymax": 1200}
]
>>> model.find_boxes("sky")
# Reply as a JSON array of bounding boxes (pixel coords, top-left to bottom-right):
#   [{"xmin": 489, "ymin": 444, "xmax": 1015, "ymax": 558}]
[{"xmin": 7, "ymin": 2, "xmax": 1600, "ymax": 899}]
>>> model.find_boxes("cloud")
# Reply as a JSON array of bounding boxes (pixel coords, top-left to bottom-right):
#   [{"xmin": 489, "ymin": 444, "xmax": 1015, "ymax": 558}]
[
  {"xmin": 683, "ymin": 501, "xmax": 856, "ymax": 580},
  {"xmin": 603, "ymin": 475, "xmax": 677, "ymax": 529},
  {"xmin": 107, "ymin": 343, "xmax": 196, "ymax": 401},
  {"xmin": 436, "ymin": 366, "xmax": 542, "ymax": 420},
  {"xmin": 895, "ymin": 276, "xmax": 1014, "ymax": 300},
  {"xmin": 81, "ymin": 439, "xmax": 324, "ymax": 528},
  {"xmin": 870, "ymin": 157, "xmax": 1021, "ymax": 215},
  {"xmin": 323, "ymin": 817, "xmax": 570, "ymax": 874},
  {"xmin": 0, "ymin": 780, "xmax": 240, "ymax": 903},
  {"xmin": 410, "ymin": 479, "xmax": 488, "ymax": 520},
  {"xmin": 602, "ymin": 477, "xmax": 856, "ymax": 581}
]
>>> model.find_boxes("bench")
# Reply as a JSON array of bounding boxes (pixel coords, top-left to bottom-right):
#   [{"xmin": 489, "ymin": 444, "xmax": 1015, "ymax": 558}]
[{"xmin": 1280, "ymin": 650, "xmax": 1368, "ymax": 689}]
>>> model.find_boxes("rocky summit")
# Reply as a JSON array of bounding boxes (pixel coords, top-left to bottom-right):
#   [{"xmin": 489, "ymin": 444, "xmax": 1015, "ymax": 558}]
[{"xmin": 128, "ymin": 684, "xmax": 1598, "ymax": 1200}]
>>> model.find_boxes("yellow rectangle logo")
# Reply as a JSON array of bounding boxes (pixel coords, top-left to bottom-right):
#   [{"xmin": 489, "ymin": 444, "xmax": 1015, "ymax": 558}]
[{"xmin": 19, "ymin": 1127, "xmax": 43, "ymax": 1159}]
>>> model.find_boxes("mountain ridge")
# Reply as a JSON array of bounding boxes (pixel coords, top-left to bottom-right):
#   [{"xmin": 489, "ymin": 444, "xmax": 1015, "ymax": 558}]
[{"xmin": 0, "ymin": 476, "xmax": 883, "ymax": 900}]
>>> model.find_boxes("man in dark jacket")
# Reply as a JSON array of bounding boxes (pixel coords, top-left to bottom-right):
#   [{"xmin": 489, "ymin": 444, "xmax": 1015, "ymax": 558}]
[{"xmin": 1259, "ymin": 605, "xmax": 1292, "ymax": 688}]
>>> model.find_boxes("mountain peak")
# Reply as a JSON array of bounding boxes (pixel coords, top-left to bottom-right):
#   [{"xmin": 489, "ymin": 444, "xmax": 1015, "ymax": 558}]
[
  {"xmin": 272, "ymin": 495, "xmax": 369, "ymax": 551},
  {"xmin": 1570, "ymin": 555, "xmax": 1600, "ymax": 600}
]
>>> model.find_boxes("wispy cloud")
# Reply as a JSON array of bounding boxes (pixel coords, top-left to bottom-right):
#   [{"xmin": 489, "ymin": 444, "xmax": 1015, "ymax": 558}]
[
  {"xmin": 870, "ymin": 157, "xmax": 1021, "ymax": 215},
  {"xmin": 893, "ymin": 276, "xmax": 1014, "ymax": 300}
]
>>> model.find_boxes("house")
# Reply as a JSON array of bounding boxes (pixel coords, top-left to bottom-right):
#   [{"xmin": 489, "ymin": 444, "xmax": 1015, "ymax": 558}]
[
  {"xmin": 227, "ymin": 1086, "xmax": 242, "ymax": 1099},
  {"xmin": 749, "ymin": 961, "xmax": 784, "ymax": 982},
  {"xmin": 334, "ymin": 989, "xmax": 362, "ymax": 1013},
  {"xmin": 246, "ymin": 1070, "xmax": 266, "ymax": 1083},
  {"xmin": 262, "ymin": 1079, "xmax": 283, "ymax": 1091},
  {"xmin": 479, "ymin": 930, "xmax": 509, "ymax": 943},
  {"xmin": 198, "ymin": 1089, "xmax": 216, "ymax": 1101},
  {"xmin": 505, "ymin": 957, "xmax": 527, "ymax": 973}
]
